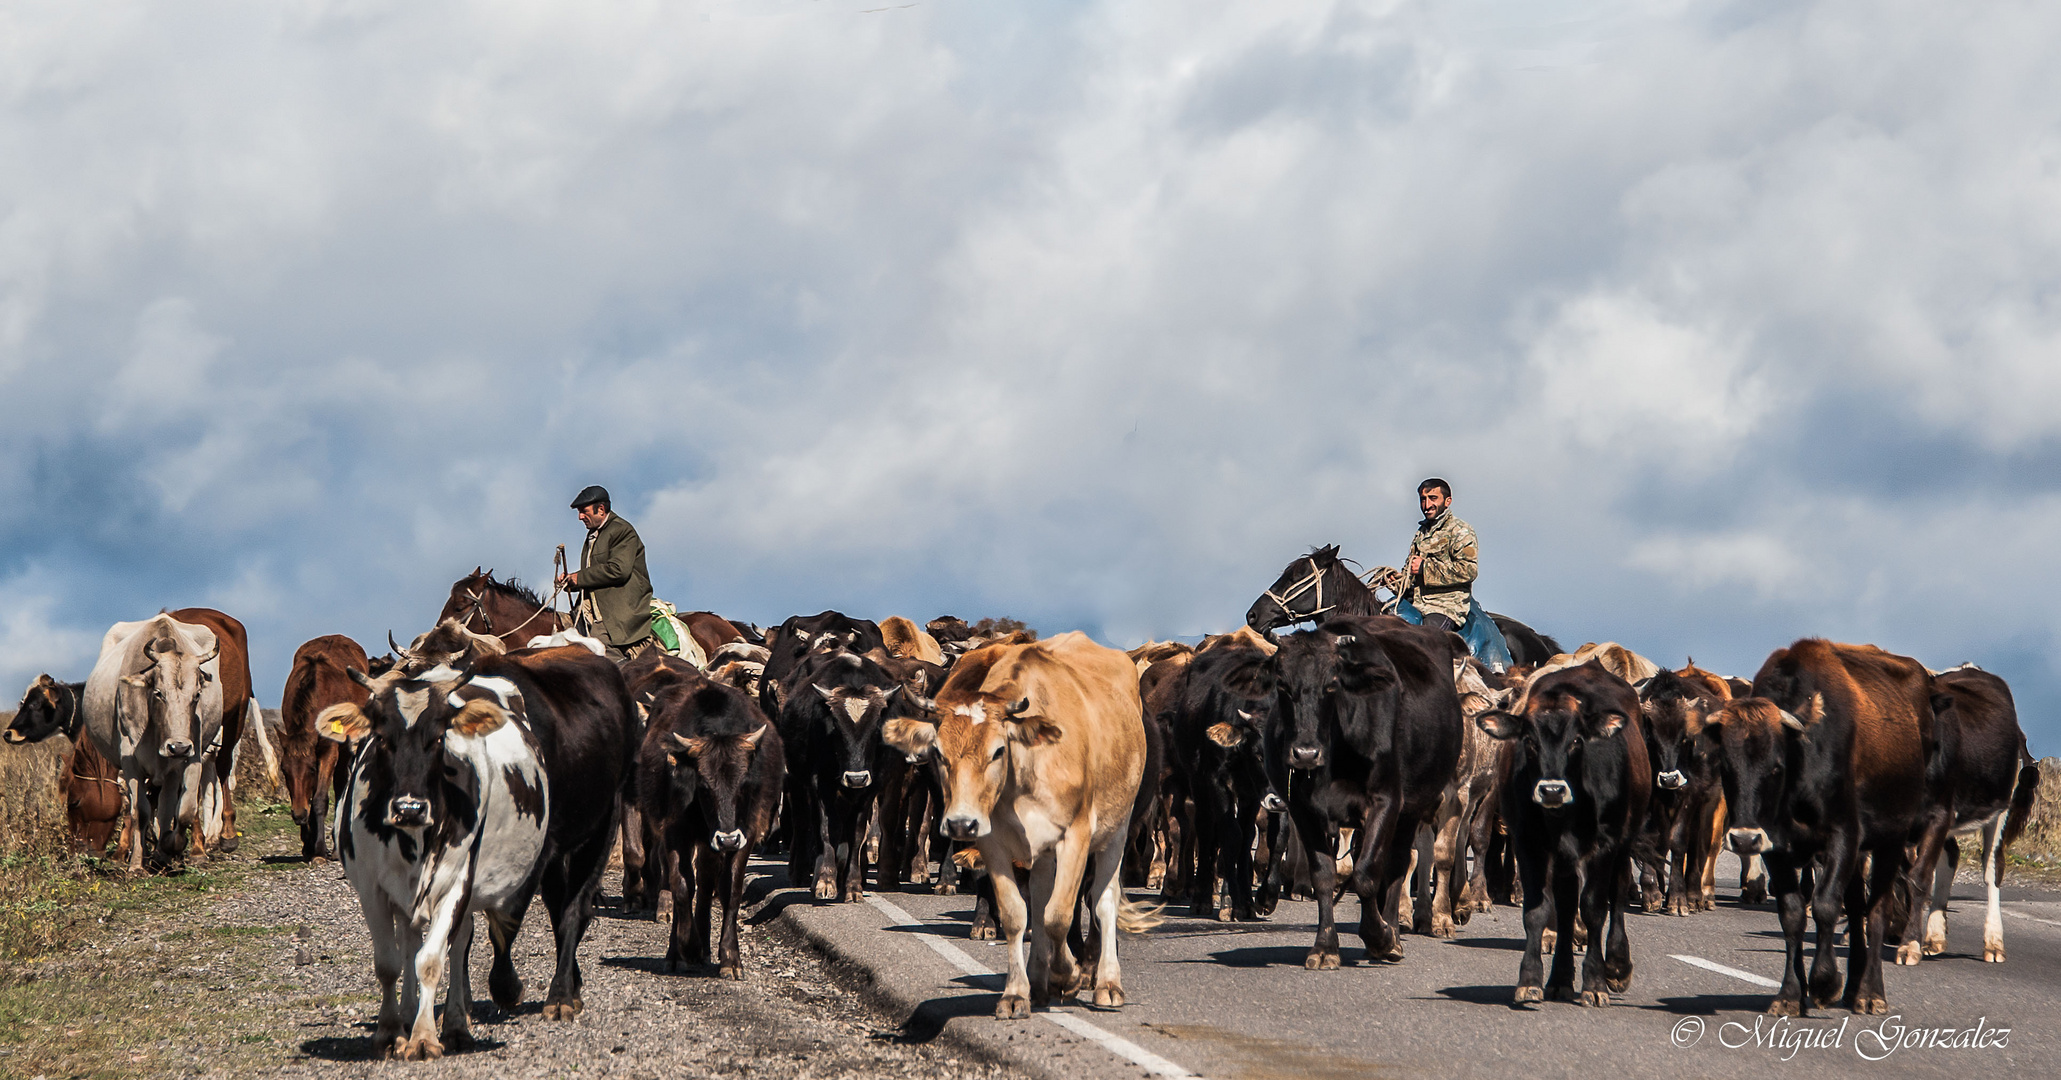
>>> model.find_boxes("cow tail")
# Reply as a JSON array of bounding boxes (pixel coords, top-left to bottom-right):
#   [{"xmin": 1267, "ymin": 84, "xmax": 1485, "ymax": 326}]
[
  {"xmin": 1996, "ymin": 753, "xmax": 2042, "ymax": 884},
  {"xmin": 248, "ymin": 698, "xmax": 284, "ymax": 795},
  {"xmin": 1117, "ymin": 898, "xmax": 1165, "ymax": 934}
]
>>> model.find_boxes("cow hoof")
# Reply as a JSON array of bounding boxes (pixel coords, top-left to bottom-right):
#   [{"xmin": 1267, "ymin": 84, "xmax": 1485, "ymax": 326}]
[
  {"xmin": 1513, "ymin": 986, "xmax": 1544, "ymax": 1004},
  {"xmin": 1895, "ymin": 941, "xmax": 1921, "ymax": 966},
  {"xmin": 542, "ymin": 1001, "xmax": 582, "ymax": 1021},
  {"xmin": 934, "ymin": 882, "xmax": 959, "ymax": 897},
  {"xmin": 970, "ymin": 924, "xmax": 998, "ymax": 941},
  {"xmin": 399, "ymin": 1036, "xmax": 444, "ymax": 1061},
  {"xmin": 489, "ymin": 963, "xmax": 523, "ymax": 1008},
  {"xmin": 995, "ymin": 995, "xmax": 1030, "ymax": 1019},
  {"xmin": 1985, "ymin": 941, "xmax": 2006, "ymax": 963},
  {"xmin": 1094, "ymin": 985, "xmax": 1125, "ymax": 1008},
  {"xmin": 1766, "ymin": 998, "xmax": 1803, "ymax": 1017},
  {"xmin": 1604, "ymin": 971, "xmax": 1632, "ymax": 994},
  {"xmin": 1304, "ymin": 949, "xmax": 1340, "ymax": 971},
  {"xmin": 439, "ymin": 1029, "xmax": 475, "ymax": 1053},
  {"xmin": 1215, "ymin": 906, "xmax": 1233, "ymax": 923},
  {"xmin": 1546, "ymin": 985, "xmax": 1576, "ymax": 1003},
  {"xmin": 655, "ymin": 909, "xmax": 672, "ymax": 926},
  {"xmin": 1577, "ymin": 990, "xmax": 1610, "ymax": 1007},
  {"xmin": 720, "ymin": 964, "xmax": 743, "ymax": 980},
  {"xmin": 1852, "ymin": 996, "xmax": 1889, "ymax": 1015},
  {"xmin": 844, "ymin": 889, "xmax": 865, "ymax": 904},
  {"xmin": 1741, "ymin": 882, "xmax": 1769, "ymax": 905},
  {"xmin": 663, "ymin": 958, "xmax": 689, "ymax": 974},
  {"xmin": 217, "ymin": 835, "xmax": 240, "ymax": 854},
  {"xmin": 1430, "ymin": 915, "xmax": 1455, "ymax": 939},
  {"xmin": 310, "ymin": 855, "xmax": 328, "ymax": 866},
  {"xmin": 813, "ymin": 881, "xmax": 838, "ymax": 900},
  {"xmin": 1921, "ymin": 935, "xmax": 1946, "ymax": 956}
]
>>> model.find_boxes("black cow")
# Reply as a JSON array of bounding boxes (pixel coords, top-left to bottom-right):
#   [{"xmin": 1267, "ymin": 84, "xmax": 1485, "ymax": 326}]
[
  {"xmin": 1231, "ymin": 615, "xmax": 1464, "ymax": 969},
  {"xmin": 1478, "ymin": 661, "xmax": 1651, "ymax": 1006},
  {"xmin": 759, "ymin": 611, "xmax": 886, "ymax": 717},
  {"xmin": 1630, "ymin": 668, "xmax": 1723, "ymax": 915},
  {"xmin": 8, "ymin": 675, "xmax": 124, "ymax": 856},
  {"xmin": 1162, "ymin": 645, "xmax": 1272, "ymax": 921},
  {"xmin": 1707, "ymin": 640, "xmax": 1935, "ymax": 1016},
  {"xmin": 637, "ymin": 679, "xmax": 785, "ymax": 978},
  {"xmin": 1893, "ymin": 664, "xmax": 2040, "ymax": 965},
  {"xmin": 619, "ymin": 651, "xmax": 706, "ymax": 916},
  {"xmin": 778, "ymin": 649, "xmax": 906, "ymax": 901}
]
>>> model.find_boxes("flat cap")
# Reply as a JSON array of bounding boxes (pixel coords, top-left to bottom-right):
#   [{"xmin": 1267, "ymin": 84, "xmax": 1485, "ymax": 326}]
[{"xmin": 570, "ymin": 485, "xmax": 611, "ymax": 509}]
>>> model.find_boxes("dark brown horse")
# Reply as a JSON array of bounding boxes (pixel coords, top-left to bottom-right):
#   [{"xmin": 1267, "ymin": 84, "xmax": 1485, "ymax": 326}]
[
  {"xmin": 438, "ymin": 568, "xmax": 571, "ymax": 651},
  {"xmin": 1244, "ymin": 546, "xmax": 1562, "ymax": 668}
]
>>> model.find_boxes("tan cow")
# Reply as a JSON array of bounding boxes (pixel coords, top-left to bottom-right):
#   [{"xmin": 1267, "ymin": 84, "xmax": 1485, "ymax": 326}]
[
  {"xmin": 884, "ymin": 632, "xmax": 1147, "ymax": 1018},
  {"xmin": 880, "ymin": 616, "xmax": 946, "ymax": 665}
]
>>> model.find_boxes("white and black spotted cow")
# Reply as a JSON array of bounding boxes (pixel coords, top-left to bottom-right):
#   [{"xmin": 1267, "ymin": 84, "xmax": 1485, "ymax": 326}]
[{"xmin": 320, "ymin": 672, "xmax": 550, "ymax": 1061}]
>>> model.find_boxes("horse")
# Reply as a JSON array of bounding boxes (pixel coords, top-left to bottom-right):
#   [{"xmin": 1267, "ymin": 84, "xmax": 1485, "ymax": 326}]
[
  {"xmin": 438, "ymin": 568, "xmax": 571, "ymax": 651},
  {"xmin": 1244, "ymin": 545, "xmax": 1562, "ymax": 668}
]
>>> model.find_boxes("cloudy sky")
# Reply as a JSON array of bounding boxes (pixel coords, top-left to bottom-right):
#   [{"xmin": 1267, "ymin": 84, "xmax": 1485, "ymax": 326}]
[{"xmin": 4, "ymin": 1, "xmax": 2059, "ymax": 752}]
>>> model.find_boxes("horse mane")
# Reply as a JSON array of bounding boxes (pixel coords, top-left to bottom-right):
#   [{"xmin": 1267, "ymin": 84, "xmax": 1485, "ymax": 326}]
[{"xmin": 474, "ymin": 571, "xmax": 545, "ymax": 608}]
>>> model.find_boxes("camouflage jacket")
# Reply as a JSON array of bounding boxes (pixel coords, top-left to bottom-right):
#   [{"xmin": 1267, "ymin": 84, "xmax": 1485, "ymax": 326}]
[
  {"xmin": 574, "ymin": 514, "xmax": 654, "ymax": 648},
  {"xmin": 1404, "ymin": 510, "xmax": 1478, "ymax": 623}
]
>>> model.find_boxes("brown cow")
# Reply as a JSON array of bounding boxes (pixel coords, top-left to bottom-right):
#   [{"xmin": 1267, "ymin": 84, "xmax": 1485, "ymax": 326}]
[
  {"xmin": 277, "ymin": 635, "xmax": 370, "ymax": 861},
  {"xmin": 168, "ymin": 608, "xmax": 269, "ymax": 853},
  {"xmin": 881, "ymin": 616, "xmax": 945, "ymax": 664},
  {"xmin": 884, "ymin": 632, "xmax": 1148, "ymax": 1017}
]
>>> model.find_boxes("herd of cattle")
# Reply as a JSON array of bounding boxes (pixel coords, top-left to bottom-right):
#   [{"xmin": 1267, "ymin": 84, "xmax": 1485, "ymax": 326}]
[{"xmin": 1, "ymin": 553, "xmax": 2044, "ymax": 1062}]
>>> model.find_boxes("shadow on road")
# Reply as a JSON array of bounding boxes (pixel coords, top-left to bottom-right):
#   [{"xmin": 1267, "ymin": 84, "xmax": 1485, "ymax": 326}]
[{"xmin": 898, "ymin": 993, "xmax": 998, "ymax": 1043}]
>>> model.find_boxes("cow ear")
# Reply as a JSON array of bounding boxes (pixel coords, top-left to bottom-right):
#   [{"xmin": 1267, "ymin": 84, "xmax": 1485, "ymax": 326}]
[
  {"xmin": 449, "ymin": 700, "xmax": 508, "ymax": 738},
  {"xmin": 316, "ymin": 703, "xmax": 373, "ymax": 743},
  {"xmin": 1476, "ymin": 711, "xmax": 1524, "ymax": 740},
  {"xmin": 1590, "ymin": 710, "xmax": 1628, "ymax": 739},
  {"xmin": 1459, "ymin": 692, "xmax": 1492, "ymax": 717},
  {"xmin": 882, "ymin": 717, "xmax": 937, "ymax": 759},
  {"xmin": 739, "ymin": 724, "xmax": 768, "ymax": 750},
  {"xmin": 1205, "ymin": 722, "xmax": 1245, "ymax": 748}
]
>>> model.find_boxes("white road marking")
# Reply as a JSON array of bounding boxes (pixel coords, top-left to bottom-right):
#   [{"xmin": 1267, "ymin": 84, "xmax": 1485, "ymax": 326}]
[
  {"xmin": 2002, "ymin": 908, "xmax": 2061, "ymax": 928},
  {"xmin": 862, "ymin": 894, "xmax": 1202, "ymax": 1078},
  {"xmin": 1670, "ymin": 953, "xmax": 1782, "ymax": 989}
]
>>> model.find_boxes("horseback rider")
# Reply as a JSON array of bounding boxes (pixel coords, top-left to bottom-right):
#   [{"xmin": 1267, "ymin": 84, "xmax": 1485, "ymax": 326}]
[
  {"xmin": 1402, "ymin": 477, "xmax": 1478, "ymax": 634},
  {"xmin": 553, "ymin": 485, "xmax": 656, "ymax": 661}
]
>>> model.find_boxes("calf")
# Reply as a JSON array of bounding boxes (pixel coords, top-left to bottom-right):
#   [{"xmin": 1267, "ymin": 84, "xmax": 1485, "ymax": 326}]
[
  {"xmin": 1707, "ymin": 640, "xmax": 1935, "ymax": 1016},
  {"xmin": 620, "ymin": 651, "xmax": 707, "ymax": 916},
  {"xmin": 1631, "ymin": 666, "xmax": 1726, "ymax": 915},
  {"xmin": 1240, "ymin": 615, "xmax": 1465, "ymax": 969},
  {"xmin": 279, "ymin": 635, "xmax": 371, "ymax": 860},
  {"xmin": 321, "ymin": 671, "xmax": 551, "ymax": 1059},
  {"xmin": 8, "ymin": 676, "xmax": 122, "ymax": 855},
  {"xmin": 883, "ymin": 632, "xmax": 1147, "ymax": 1017},
  {"xmin": 778, "ymin": 649, "xmax": 905, "ymax": 901},
  {"xmin": 637, "ymin": 681, "xmax": 784, "ymax": 977},
  {"xmin": 1895, "ymin": 664, "xmax": 2039, "ymax": 965},
  {"xmin": 1478, "ymin": 661, "xmax": 1651, "ymax": 1006}
]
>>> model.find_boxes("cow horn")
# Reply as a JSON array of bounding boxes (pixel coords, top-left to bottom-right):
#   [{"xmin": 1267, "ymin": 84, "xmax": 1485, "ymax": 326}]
[
  {"xmin": 668, "ymin": 732, "xmax": 695, "ymax": 752},
  {"xmin": 388, "ymin": 630, "xmax": 415, "ymax": 659},
  {"xmin": 1779, "ymin": 709, "xmax": 1807, "ymax": 732},
  {"xmin": 1007, "ymin": 697, "xmax": 1031, "ymax": 717},
  {"xmin": 347, "ymin": 666, "xmax": 374, "ymax": 688}
]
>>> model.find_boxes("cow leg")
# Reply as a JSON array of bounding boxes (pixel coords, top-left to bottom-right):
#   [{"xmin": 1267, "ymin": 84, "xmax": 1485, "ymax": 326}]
[
  {"xmin": 1975, "ymin": 817, "xmax": 2005, "ymax": 962},
  {"xmin": 1376, "ymin": 831, "xmax": 1414, "ymax": 959},
  {"xmin": 877, "ymin": 768, "xmax": 908, "ymax": 894},
  {"xmin": 1428, "ymin": 796, "xmax": 1463, "ymax": 937},
  {"xmin": 1762, "ymin": 857, "xmax": 1809, "ymax": 1015},
  {"xmin": 985, "ymin": 842, "xmax": 1035, "ymax": 1018},
  {"xmin": 1544, "ymin": 862, "xmax": 1580, "ymax": 1002},
  {"xmin": 441, "ymin": 912, "xmax": 478, "ymax": 1051},
  {"xmin": 540, "ymin": 814, "xmax": 616, "ymax": 1020},
  {"xmin": 1922, "ymin": 836, "xmax": 1958, "ymax": 956},
  {"xmin": 969, "ymin": 866, "xmax": 999, "ymax": 939},
  {"xmin": 811, "ymin": 791, "xmax": 840, "ymax": 901},
  {"xmin": 847, "ymin": 793, "xmax": 877, "ymax": 903},
  {"xmin": 1846, "ymin": 848, "xmax": 1899, "ymax": 1014},
  {"xmin": 1807, "ymin": 842, "xmax": 1852, "ymax": 1010},
  {"xmin": 1741, "ymin": 852, "xmax": 1769, "ymax": 905},
  {"xmin": 1035, "ymin": 840, "xmax": 1091, "ymax": 1004},
  {"xmin": 1513, "ymin": 838, "xmax": 1551, "ymax": 1003},
  {"xmin": 483, "ymin": 911, "xmax": 524, "ymax": 1009},
  {"xmin": 1191, "ymin": 790, "xmax": 1219, "ymax": 919},
  {"xmin": 620, "ymin": 805, "xmax": 649, "ymax": 913},
  {"xmin": 1088, "ymin": 826, "xmax": 1131, "ymax": 1007},
  {"xmin": 1699, "ymin": 798, "xmax": 1724, "ymax": 910},
  {"xmin": 1228, "ymin": 794, "xmax": 1259, "ymax": 921},
  {"xmin": 1253, "ymin": 809, "xmax": 1289, "ymax": 917},
  {"xmin": 1896, "ymin": 807, "xmax": 1954, "ymax": 965},
  {"xmin": 689, "ymin": 844, "xmax": 718, "ymax": 966},
  {"xmin": 718, "ymin": 846, "xmax": 751, "ymax": 979},
  {"xmin": 399, "ymin": 887, "xmax": 463, "ymax": 1061},
  {"xmin": 367, "ymin": 900, "xmax": 408, "ymax": 1056},
  {"xmin": 1457, "ymin": 795, "xmax": 1494, "ymax": 922},
  {"xmin": 1351, "ymin": 796, "xmax": 1403, "ymax": 961},
  {"xmin": 1293, "ymin": 804, "xmax": 1342, "ymax": 970},
  {"xmin": 663, "ymin": 836, "xmax": 694, "ymax": 973}
]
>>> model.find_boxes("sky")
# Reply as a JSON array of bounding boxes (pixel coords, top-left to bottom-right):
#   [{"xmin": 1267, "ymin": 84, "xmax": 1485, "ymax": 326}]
[{"xmin": 4, "ymin": 1, "xmax": 2059, "ymax": 753}]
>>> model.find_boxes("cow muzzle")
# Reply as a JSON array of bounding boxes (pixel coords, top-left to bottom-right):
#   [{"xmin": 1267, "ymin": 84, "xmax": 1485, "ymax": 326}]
[
  {"xmin": 3, "ymin": 730, "xmax": 24, "ymax": 744},
  {"xmin": 1727, "ymin": 827, "xmax": 1769, "ymax": 855},
  {"xmin": 1656, "ymin": 769, "xmax": 1686, "ymax": 791},
  {"xmin": 942, "ymin": 814, "xmax": 983, "ymax": 841},
  {"xmin": 841, "ymin": 770, "xmax": 872, "ymax": 789},
  {"xmin": 161, "ymin": 738, "xmax": 194, "ymax": 759},
  {"xmin": 711, "ymin": 829, "xmax": 748, "ymax": 852},
  {"xmin": 388, "ymin": 797, "xmax": 432, "ymax": 828},
  {"xmin": 1531, "ymin": 779, "xmax": 1573, "ymax": 808},
  {"xmin": 1288, "ymin": 746, "xmax": 1325, "ymax": 771}
]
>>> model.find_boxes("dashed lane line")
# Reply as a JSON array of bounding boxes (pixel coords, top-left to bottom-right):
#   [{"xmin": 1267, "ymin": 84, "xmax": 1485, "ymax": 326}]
[
  {"xmin": 1670, "ymin": 953, "xmax": 1783, "ymax": 989},
  {"xmin": 862, "ymin": 894, "xmax": 1203, "ymax": 1079},
  {"xmin": 2002, "ymin": 908, "xmax": 2061, "ymax": 928}
]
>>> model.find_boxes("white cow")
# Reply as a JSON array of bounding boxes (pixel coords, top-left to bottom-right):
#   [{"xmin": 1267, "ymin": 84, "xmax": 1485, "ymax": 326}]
[{"xmin": 82, "ymin": 613, "xmax": 223, "ymax": 871}]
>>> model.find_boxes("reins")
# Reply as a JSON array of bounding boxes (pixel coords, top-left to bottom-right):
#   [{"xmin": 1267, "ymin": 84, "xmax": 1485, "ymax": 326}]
[{"xmin": 1263, "ymin": 557, "xmax": 1337, "ymax": 626}]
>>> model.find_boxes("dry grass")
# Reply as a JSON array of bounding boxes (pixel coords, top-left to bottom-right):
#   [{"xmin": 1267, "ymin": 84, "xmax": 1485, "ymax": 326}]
[{"xmin": 2006, "ymin": 757, "xmax": 2061, "ymax": 877}]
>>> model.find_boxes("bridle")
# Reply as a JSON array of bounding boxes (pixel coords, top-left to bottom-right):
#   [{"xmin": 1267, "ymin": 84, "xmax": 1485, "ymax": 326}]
[
  {"xmin": 1262, "ymin": 557, "xmax": 1337, "ymax": 627},
  {"xmin": 461, "ymin": 577, "xmax": 562, "ymax": 642}
]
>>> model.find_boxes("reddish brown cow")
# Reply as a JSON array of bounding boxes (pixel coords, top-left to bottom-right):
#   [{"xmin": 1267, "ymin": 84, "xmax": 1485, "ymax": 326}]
[{"xmin": 278, "ymin": 635, "xmax": 370, "ymax": 860}]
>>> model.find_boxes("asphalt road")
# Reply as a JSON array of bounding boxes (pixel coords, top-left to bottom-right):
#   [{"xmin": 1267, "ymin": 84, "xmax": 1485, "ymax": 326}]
[{"xmin": 766, "ymin": 853, "xmax": 2061, "ymax": 1080}]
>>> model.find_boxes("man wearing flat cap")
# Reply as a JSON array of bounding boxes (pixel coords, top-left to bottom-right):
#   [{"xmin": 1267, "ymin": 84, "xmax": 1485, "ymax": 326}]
[{"xmin": 555, "ymin": 485, "xmax": 656, "ymax": 661}]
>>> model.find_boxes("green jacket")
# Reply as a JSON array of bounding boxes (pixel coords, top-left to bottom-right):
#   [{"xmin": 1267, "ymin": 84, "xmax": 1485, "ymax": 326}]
[
  {"xmin": 1403, "ymin": 509, "xmax": 1479, "ymax": 624},
  {"xmin": 574, "ymin": 514, "xmax": 654, "ymax": 649}
]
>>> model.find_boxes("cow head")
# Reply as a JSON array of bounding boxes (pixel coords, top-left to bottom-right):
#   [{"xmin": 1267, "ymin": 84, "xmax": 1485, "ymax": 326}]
[
  {"xmin": 1700, "ymin": 695, "xmax": 1819, "ymax": 856},
  {"xmin": 1638, "ymin": 684, "xmax": 1719, "ymax": 793},
  {"xmin": 1251, "ymin": 623, "xmax": 1402, "ymax": 773},
  {"xmin": 318, "ymin": 669, "xmax": 516, "ymax": 836},
  {"xmin": 805, "ymin": 654, "xmax": 902, "ymax": 790},
  {"xmin": 125, "ymin": 630, "xmax": 218, "ymax": 762},
  {"xmin": 1477, "ymin": 663, "xmax": 1632, "ymax": 810},
  {"xmin": 6, "ymin": 675, "xmax": 75, "ymax": 744},
  {"xmin": 886, "ymin": 690, "xmax": 1058, "ymax": 841},
  {"xmin": 655, "ymin": 687, "xmax": 774, "ymax": 852},
  {"xmin": 389, "ymin": 618, "xmax": 506, "ymax": 679}
]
